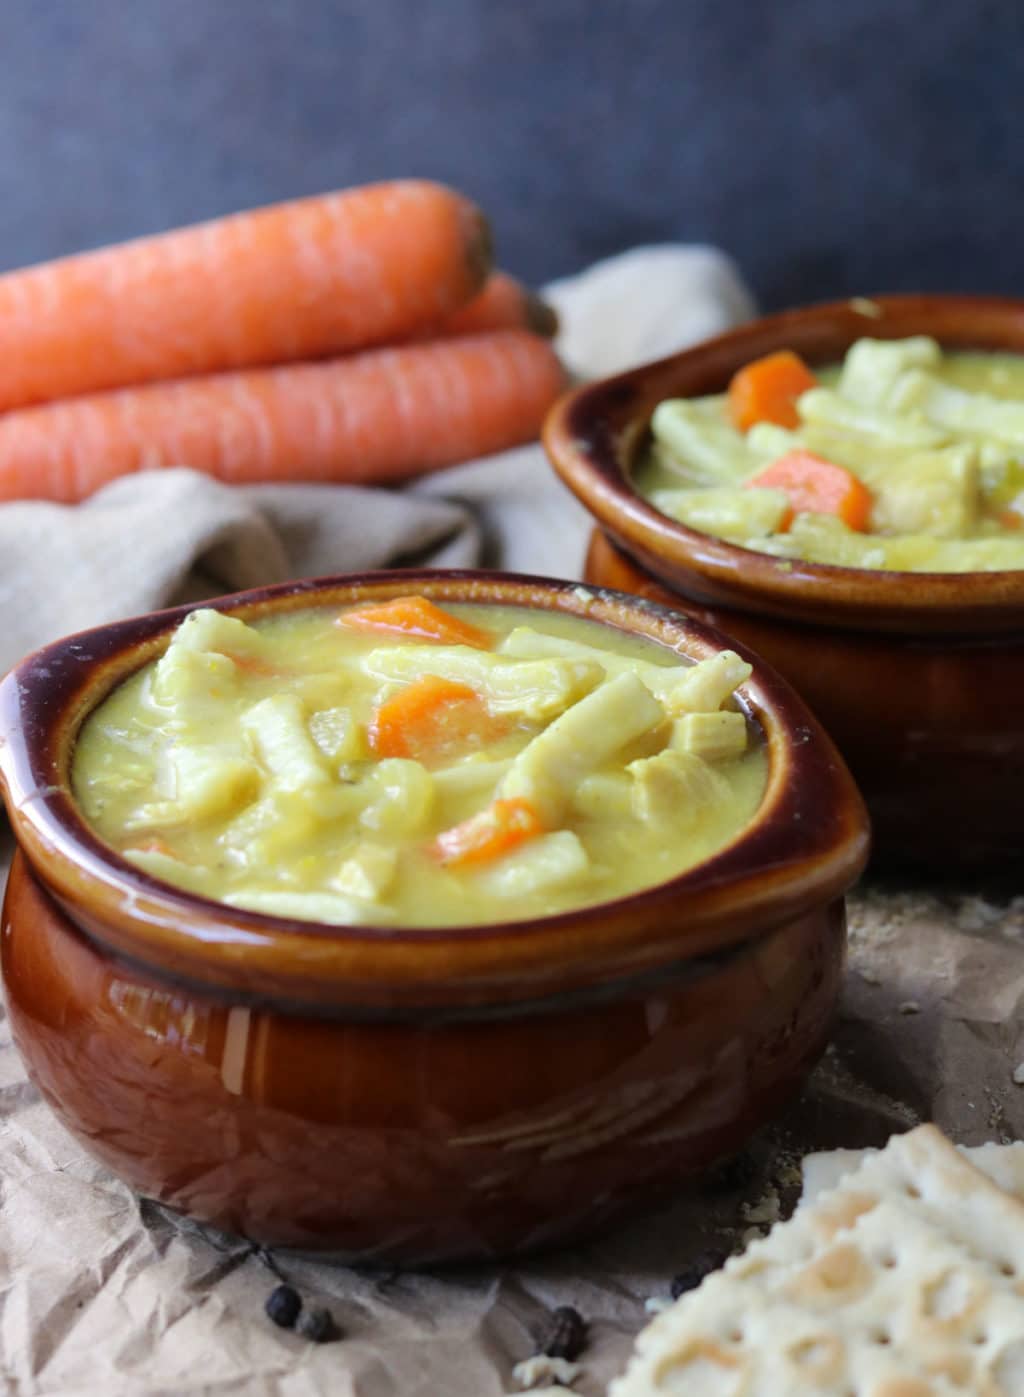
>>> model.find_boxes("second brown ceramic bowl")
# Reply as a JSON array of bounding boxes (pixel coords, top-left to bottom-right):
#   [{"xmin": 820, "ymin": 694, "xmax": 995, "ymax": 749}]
[
  {"xmin": 544, "ymin": 295, "xmax": 1024, "ymax": 871},
  {"xmin": 0, "ymin": 570, "xmax": 867, "ymax": 1264}
]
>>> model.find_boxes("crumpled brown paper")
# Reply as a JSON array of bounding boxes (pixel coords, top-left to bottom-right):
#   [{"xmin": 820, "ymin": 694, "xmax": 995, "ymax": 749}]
[{"xmin": 5, "ymin": 244, "xmax": 1022, "ymax": 1395}]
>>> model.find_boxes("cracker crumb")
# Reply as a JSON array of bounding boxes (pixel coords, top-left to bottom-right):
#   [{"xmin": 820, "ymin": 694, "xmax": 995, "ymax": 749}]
[
  {"xmin": 772, "ymin": 1157, "xmax": 804, "ymax": 1191},
  {"xmin": 741, "ymin": 1188, "xmax": 780, "ymax": 1226},
  {"xmin": 512, "ymin": 1355, "xmax": 582, "ymax": 1389}
]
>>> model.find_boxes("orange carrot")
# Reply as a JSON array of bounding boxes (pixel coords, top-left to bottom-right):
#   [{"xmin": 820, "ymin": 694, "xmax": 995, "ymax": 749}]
[
  {"xmin": 728, "ymin": 350, "xmax": 818, "ymax": 432},
  {"xmin": 223, "ymin": 652, "xmax": 286, "ymax": 678},
  {"xmin": 125, "ymin": 836, "xmax": 179, "ymax": 858},
  {"xmin": 0, "ymin": 330, "xmax": 566, "ymax": 503},
  {"xmin": 0, "ymin": 181, "xmax": 490, "ymax": 411},
  {"xmin": 746, "ymin": 450, "xmax": 873, "ymax": 531},
  {"xmin": 370, "ymin": 675, "xmax": 506, "ymax": 764},
  {"xmin": 338, "ymin": 596, "xmax": 495, "ymax": 649},
  {"xmin": 431, "ymin": 797, "xmax": 543, "ymax": 867},
  {"xmin": 436, "ymin": 273, "xmax": 558, "ymax": 339},
  {"xmin": 998, "ymin": 508, "xmax": 1023, "ymax": 531}
]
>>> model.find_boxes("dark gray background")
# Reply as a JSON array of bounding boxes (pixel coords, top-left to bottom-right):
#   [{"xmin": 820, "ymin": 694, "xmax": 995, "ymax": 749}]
[{"xmin": 2, "ymin": 0, "xmax": 1022, "ymax": 308}]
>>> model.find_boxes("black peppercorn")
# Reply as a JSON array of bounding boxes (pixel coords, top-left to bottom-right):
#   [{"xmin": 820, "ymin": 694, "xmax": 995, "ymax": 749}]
[
  {"xmin": 670, "ymin": 1248, "xmax": 729, "ymax": 1299},
  {"xmin": 265, "ymin": 1283, "xmax": 302, "ymax": 1329},
  {"xmin": 538, "ymin": 1304, "xmax": 587, "ymax": 1361},
  {"xmin": 296, "ymin": 1306, "xmax": 339, "ymax": 1343}
]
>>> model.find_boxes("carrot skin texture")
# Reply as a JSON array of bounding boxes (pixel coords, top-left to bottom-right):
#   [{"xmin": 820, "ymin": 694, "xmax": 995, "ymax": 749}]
[
  {"xmin": 728, "ymin": 350, "xmax": 818, "ymax": 431},
  {"xmin": 0, "ymin": 181, "xmax": 490, "ymax": 411},
  {"xmin": 746, "ymin": 450, "xmax": 873, "ymax": 531},
  {"xmin": 435, "ymin": 273, "xmax": 558, "ymax": 339},
  {"xmin": 0, "ymin": 330, "xmax": 566, "ymax": 503},
  {"xmin": 339, "ymin": 596, "xmax": 496, "ymax": 649}
]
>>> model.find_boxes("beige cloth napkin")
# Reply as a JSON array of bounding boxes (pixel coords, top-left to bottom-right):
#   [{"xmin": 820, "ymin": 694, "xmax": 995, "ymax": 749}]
[
  {"xmin": 0, "ymin": 475, "xmax": 480, "ymax": 673},
  {"xmin": 0, "ymin": 244, "xmax": 756, "ymax": 1397}
]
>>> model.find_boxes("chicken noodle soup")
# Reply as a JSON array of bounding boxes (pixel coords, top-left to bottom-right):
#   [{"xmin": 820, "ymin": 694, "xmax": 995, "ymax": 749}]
[
  {"xmin": 636, "ymin": 337, "xmax": 1024, "ymax": 571},
  {"xmin": 72, "ymin": 598, "xmax": 768, "ymax": 927}
]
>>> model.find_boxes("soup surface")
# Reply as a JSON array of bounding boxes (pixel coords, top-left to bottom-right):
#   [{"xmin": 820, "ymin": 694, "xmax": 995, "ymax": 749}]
[
  {"xmin": 635, "ymin": 336, "xmax": 1024, "ymax": 571},
  {"xmin": 73, "ymin": 598, "xmax": 767, "ymax": 927}
]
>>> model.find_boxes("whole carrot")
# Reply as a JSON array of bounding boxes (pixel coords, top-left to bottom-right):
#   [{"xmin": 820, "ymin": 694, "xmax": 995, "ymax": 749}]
[
  {"xmin": 0, "ymin": 181, "xmax": 490, "ymax": 412},
  {"xmin": 436, "ymin": 272, "xmax": 558, "ymax": 339},
  {"xmin": 0, "ymin": 330, "xmax": 565, "ymax": 503}
]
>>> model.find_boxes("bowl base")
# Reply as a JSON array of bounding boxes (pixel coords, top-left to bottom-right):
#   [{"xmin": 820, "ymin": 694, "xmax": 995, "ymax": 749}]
[{"xmin": 3, "ymin": 850, "xmax": 845, "ymax": 1265}]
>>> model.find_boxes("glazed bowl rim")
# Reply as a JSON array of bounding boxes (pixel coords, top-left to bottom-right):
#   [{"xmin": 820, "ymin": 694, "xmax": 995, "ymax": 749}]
[
  {"xmin": 543, "ymin": 292, "xmax": 1024, "ymax": 631},
  {"xmin": 0, "ymin": 568, "xmax": 868, "ymax": 1011}
]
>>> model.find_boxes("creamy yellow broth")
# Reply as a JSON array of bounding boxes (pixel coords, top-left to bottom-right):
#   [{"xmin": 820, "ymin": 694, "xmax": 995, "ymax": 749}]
[
  {"xmin": 636, "ymin": 339, "xmax": 1024, "ymax": 571},
  {"xmin": 72, "ymin": 600, "xmax": 768, "ymax": 928}
]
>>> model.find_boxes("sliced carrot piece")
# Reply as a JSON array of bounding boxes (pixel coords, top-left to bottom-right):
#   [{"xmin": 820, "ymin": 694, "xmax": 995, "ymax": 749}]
[
  {"xmin": 124, "ymin": 836, "xmax": 180, "ymax": 859},
  {"xmin": 224, "ymin": 651, "xmax": 285, "ymax": 678},
  {"xmin": 746, "ymin": 450, "xmax": 873, "ymax": 532},
  {"xmin": 728, "ymin": 350, "xmax": 818, "ymax": 432},
  {"xmin": 339, "ymin": 596, "xmax": 495, "ymax": 649},
  {"xmin": 431, "ymin": 797, "xmax": 544, "ymax": 867},
  {"xmin": 998, "ymin": 508, "xmax": 1023, "ymax": 531},
  {"xmin": 370, "ymin": 675, "xmax": 506, "ymax": 764}
]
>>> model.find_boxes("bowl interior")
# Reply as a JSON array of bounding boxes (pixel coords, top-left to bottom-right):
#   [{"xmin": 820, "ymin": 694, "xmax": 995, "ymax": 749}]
[
  {"xmin": 0, "ymin": 569, "xmax": 869, "ymax": 1011},
  {"xmin": 545, "ymin": 294, "xmax": 1024, "ymax": 632}
]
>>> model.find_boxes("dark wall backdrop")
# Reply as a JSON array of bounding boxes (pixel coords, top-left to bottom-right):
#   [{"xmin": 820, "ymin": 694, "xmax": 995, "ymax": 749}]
[{"xmin": 3, "ymin": 0, "xmax": 1023, "ymax": 308}]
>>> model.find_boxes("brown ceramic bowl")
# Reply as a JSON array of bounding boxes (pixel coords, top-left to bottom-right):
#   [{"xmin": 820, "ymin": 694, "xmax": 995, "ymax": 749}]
[
  {"xmin": 0, "ymin": 570, "xmax": 867, "ymax": 1264},
  {"xmin": 544, "ymin": 294, "xmax": 1024, "ymax": 871}
]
